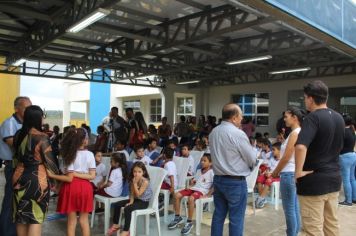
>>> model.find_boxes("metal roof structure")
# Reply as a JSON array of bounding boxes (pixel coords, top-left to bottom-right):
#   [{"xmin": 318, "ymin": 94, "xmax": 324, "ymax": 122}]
[{"xmin": 0, "ymin": 0, "xmax": 355, "ymax": 88}]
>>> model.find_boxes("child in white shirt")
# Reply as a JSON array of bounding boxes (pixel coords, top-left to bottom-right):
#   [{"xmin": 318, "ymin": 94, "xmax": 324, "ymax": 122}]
[
  {"xmin": 168, "ymin": 153, "xmax": 214, "ymax": 234},
  {"xmin": 133, "ymin": 145, "xmax": 152, "ymax": 166},
  {"xmin": 96, "ymin": 152, "xmax": 128, "ymax": 197},
  {"xmin": 161, "ymin": 147, "xmax": 178, "ymax": 193},
  {"xmin": 114, "ymin": 139, "xmax": 130, "ymax": 161},
  {"xmin": 256, "ymin": 142, "xmax": 281, "ymax": 208},
  {"xmin": 180, "ymin": 144, "xmax": 195, "ymax": 176},
  {"xmin": 91, "ymin": 151, "xmax": 107, "ymax": 189}
]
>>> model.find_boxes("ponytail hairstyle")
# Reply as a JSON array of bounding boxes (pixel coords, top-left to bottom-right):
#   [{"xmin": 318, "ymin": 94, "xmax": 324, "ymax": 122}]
[
  {"xmin": 14, "ymin": 105, "xmax": 44, "ymax": 150},
  {"xmin": 128, "ymin": 161, "xmax": 150, "ymax": 183},
  {"xmin": 60, "ymin": 127, "xmax": 88, "ymax": 166},
  {"xmin": 111, "ymin": 152, "xmax": 128, "ymax": 182},
  {"xmin": 285, "ymin": 106, "xmax": 307, "ymax": 125}
]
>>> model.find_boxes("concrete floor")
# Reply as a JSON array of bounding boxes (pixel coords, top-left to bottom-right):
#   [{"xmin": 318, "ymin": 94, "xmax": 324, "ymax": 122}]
[{"xmin": 1, "ymin": 167, "xmax": 356, "ymax": 236}]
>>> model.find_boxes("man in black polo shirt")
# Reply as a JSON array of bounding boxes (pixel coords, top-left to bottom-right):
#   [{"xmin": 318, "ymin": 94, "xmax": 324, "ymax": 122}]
[{"xmin": 295, "ymin": 80, "xmax": 344, "ymax": 236}]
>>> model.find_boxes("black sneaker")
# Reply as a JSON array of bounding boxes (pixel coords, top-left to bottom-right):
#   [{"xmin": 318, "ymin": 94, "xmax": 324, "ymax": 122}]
[
  {"xmin": 339, "ymin": 201, "xmax": 352, "ymax": 206},
  {"xmin": 352, "ymin": 200, "xmax": 356, "ymax": 204},
  {"xmin": 168, "ymin": 216, "xmax": 184, "ymax": 229},
  {"xmin": 181, "ymin": 222, "xmax": 194, "ymax": 235}
]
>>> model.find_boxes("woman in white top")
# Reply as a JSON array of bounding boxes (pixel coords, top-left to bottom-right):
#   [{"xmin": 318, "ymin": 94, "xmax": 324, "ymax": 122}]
[{"xmin": 272, "ymin": 107, "xmax": 306, "ymax": 236}]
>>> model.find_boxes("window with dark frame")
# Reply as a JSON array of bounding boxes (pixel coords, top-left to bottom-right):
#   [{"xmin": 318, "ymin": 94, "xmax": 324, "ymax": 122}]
[
  {"xmin": 150, "ymin": 99, "xmax": 162, "ymax": 122},
  {"xmin": 232, "ymin": 93, "xmax": 269, "ymax": 126}
]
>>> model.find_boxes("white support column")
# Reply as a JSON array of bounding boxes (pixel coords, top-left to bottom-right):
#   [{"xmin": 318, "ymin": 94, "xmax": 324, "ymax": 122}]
[{"xmin": 62, "ymin": 82, "xmax": 71, "ymax": 127}]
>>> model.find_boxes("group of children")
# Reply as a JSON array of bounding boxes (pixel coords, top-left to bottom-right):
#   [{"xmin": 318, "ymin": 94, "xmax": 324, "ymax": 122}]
[
  {"xmin": 252, "ymin": 137, "xmax": 282, "ymax": 208},
  {"xmin": 49, "ymin": 127, "xmax": 214, "ymax": 236}
]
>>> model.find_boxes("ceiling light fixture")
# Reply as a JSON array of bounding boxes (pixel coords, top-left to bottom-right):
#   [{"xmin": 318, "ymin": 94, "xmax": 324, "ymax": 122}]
[
  {"xmin": 176, "ymin": 80, "xmax": 200, "ymax": 85},
  {"xmin": 67, "ymin": 8, "xmax": 110, "ymax": 33},
  {"xmin": 226, "ymin": 55, "xmax": 272, "ymax": 65},
  {"xmin": 12, "ymin": 58, "xmax": 26, "ymax": 66},
  {"xmin": 269, "ymin": 67, "xmax": 311, "ymax": 74}
]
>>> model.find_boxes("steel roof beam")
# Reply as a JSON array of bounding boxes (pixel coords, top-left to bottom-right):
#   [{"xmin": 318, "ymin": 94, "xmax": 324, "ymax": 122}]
[{"xmin": 6, "ymin": 0, "xmax": 120, "ymax": 65}]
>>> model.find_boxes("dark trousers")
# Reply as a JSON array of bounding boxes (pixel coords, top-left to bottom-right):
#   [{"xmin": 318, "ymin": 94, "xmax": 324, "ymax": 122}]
[
  {"xmin": 0, "ymin": 163, "xmax": 16, "ymax": 236},
  {"xmin": 112, "ymin": 199, "xmax": 149, "ymax": 231}
]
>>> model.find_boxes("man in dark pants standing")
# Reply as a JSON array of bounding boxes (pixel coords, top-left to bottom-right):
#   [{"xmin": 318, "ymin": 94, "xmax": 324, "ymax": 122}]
[
  {"xmin": 209, "ymin": 103, "xmax": 257, "ymax": 236},
  {"xmin": 0, "ymin": 96, "xmax": 31, "ymax": 236},
  {"xmin": 295, "ymin": 80, "xmax": 344, "ymax": 236}
]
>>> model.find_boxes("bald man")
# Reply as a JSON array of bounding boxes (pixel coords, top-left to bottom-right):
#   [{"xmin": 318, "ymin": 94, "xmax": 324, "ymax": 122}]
[
  {"xmin": 209, "ymin": 103, "xmax": 257, "ymax": 236},
  {"xmin": 0, "ymin": 96, "xmax": 31, "ymax": 236}
]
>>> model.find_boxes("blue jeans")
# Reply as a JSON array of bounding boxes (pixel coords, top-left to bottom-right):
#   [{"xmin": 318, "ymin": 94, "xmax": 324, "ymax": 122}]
[
  {"xmin": 211, "ymin": 176, "xmax": 247, "ymax": 236},
  {"xmin": 339, "ymin": 152, "xmax": 356, "ymax": 203},
  {"xmin": 280, "ymin": 172, "xmax": 300, "ymax": 236},
  {"xmin": 0, "ymin": 163, "xmax": 16, "ymax": 236}
]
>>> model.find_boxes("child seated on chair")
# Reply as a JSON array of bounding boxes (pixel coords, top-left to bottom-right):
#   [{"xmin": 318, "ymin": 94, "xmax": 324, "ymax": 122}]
[
  {"xmin": 91, "ymin": 151, "xmax": 107, "ymax": 190},
  {"xmin": 107, "ymin": 162, "xmax": 153, "ymax": 236},
  {"xmin": 192, "ymin": 138, "xmax": 207, "ymax": 152},
  {"xmin": 167, "ymin": 139, "xmax": 180, "ymax": 156},
  {"xmin": 133, "ymin": 144, "xmax": 152, "ymax": 166},
  {"xmin": 180, "ymin": 144, "xmax": 195, "ymax": 176},
  {"xmin": 96, "ymin": 152, "xmax": 128, "ymax": 198},
  {"xmin": 144, "ymin": 138, "xmax": 160, "ymax": 161},
  {"xmin": 114, "ymin": 139, "xmax": 130, "ymax": 161},
  {"xmin": 161, "ymin": 147, "xmax": 178, "ymax": 193},
  {"xmin": 255, "ymin": 142, "xmax": 281, "ymax": 208},
  {"xmin": 168, "ymin": 153, "xmax": 214, "ymax": 235}
]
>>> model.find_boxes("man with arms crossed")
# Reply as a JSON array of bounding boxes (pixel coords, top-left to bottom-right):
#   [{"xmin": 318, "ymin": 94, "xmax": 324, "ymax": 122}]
[
  {"xmin": 209, "ymin": 103, "xmax": 257, "ymax": 236},
  {"xmin": 295, "ymin": 80, "xmax": 344, "ymax": 236}
]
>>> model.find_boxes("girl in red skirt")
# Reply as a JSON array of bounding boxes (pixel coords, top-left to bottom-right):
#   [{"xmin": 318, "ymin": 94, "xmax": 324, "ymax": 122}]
[{"xmin": 47, "ymin": 128, "xmax": 96, "ymax": 236}]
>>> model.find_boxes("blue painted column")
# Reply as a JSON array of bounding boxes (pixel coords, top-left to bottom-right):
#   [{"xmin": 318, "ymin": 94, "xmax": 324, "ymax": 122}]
[{"xmin": 89, "ymin": 69, "xmax": 111, "ymax": 134}]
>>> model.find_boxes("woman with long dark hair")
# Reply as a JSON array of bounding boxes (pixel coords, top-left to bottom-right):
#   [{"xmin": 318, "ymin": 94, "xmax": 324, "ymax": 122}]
[
  {"xmin": 272, "ymin": 107, "xmax": 305, "ymax": 236},
  {"xmin": 12, "ymin": 105, "xmax": 59, "ymax": 236}
]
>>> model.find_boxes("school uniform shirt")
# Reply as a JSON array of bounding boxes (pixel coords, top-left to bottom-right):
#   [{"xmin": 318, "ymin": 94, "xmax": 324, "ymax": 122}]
[
  {"xmin": 104, "ymin": 168, "xmax": 123, "ymax": 197},
  {"xmin": 92, "ymin": 162, "xmax": 106, "ymax": 186},
  {"xmin": 164, "ymin": 160, "xmax": 178, "ymax": 189},
  {"xmin": 183, "ymin": 155, "xmax": 195, "ymax": 176},
  {"xmin": 67, "ymin": 150, "xmax": 96, "ymax": 173},
  {"xmin": 268, "ymin": 157, "xmax": 280, "ymax": 172},
  {"xmin": 144, "ymin": 148, "xmax": 159, "ymax": 157},
  {"xmin": 133, "ymin": 155, "xmax": 152, "ymax": 165},
  {"xmin": 191, "ymin": 169, "xmax": 214, "ymax": 195},
  {"xmin": 261, "ymin": 151, "xmax": 272, "ymax": 166}
]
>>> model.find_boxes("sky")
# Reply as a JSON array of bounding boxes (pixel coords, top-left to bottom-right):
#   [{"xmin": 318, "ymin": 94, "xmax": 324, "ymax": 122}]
[{"xmin": 20, "ymin": 76, "xmax": 86, "ymax": 113}]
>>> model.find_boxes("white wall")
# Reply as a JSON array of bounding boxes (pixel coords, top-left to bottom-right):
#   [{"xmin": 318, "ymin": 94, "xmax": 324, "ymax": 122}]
[
  {"xmin": 68, "ymin": 82, "xmax": 90, "ymax": 101},
  {"xmin": 111, "ymin": 84, "xmax": 160, "ymax": 97},
  {"xmin": 206, "ymin": 75, "xmax": 356, "ymax": 135},
  {"xmin": 121, "ymin": 94, "xmax": 162, "ymax": 125}
]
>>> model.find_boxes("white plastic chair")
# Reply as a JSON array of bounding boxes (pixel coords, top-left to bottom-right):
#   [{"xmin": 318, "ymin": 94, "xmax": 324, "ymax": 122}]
[
  {"xmin": 90, "ymin": 159, "xmax": 131, "ymax": 235},
  {"xmin": 270, "ymin": 181, "xmax": 280, "ymax": 210},
  {"xmin": 189, "ymin": 150, "xmax": 205, "ymax": 172},
  {"xmin": 246, "ymin": 159, "xmax": 263, "ymax": 215},
  {"xmin": 91, "ymin": 194, "xmax": 129, "ymax": 234},
  {"xmin": 119, "ymin": 166, "xmax": 167, "ymax": 236},
  {"xmin": 160, "ymin": 156, "xmax": 190, "ymax": 222},
  {"xmin": 181, "ymin": 195, "xmax": 214, "ymax": 235},
  {"xmin": 129, "ymin": 151, "xmax": 136, "ymax": 161}
]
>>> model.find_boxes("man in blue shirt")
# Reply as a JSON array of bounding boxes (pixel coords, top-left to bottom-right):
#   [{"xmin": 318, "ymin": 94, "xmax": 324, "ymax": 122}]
[
  {"xmin": 0, "ymin": 96, "xmax": 31, "ymax": 236},
  {"xmin": 209, "ymin": 103, "xmax": 257, "ymax": 236}
]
